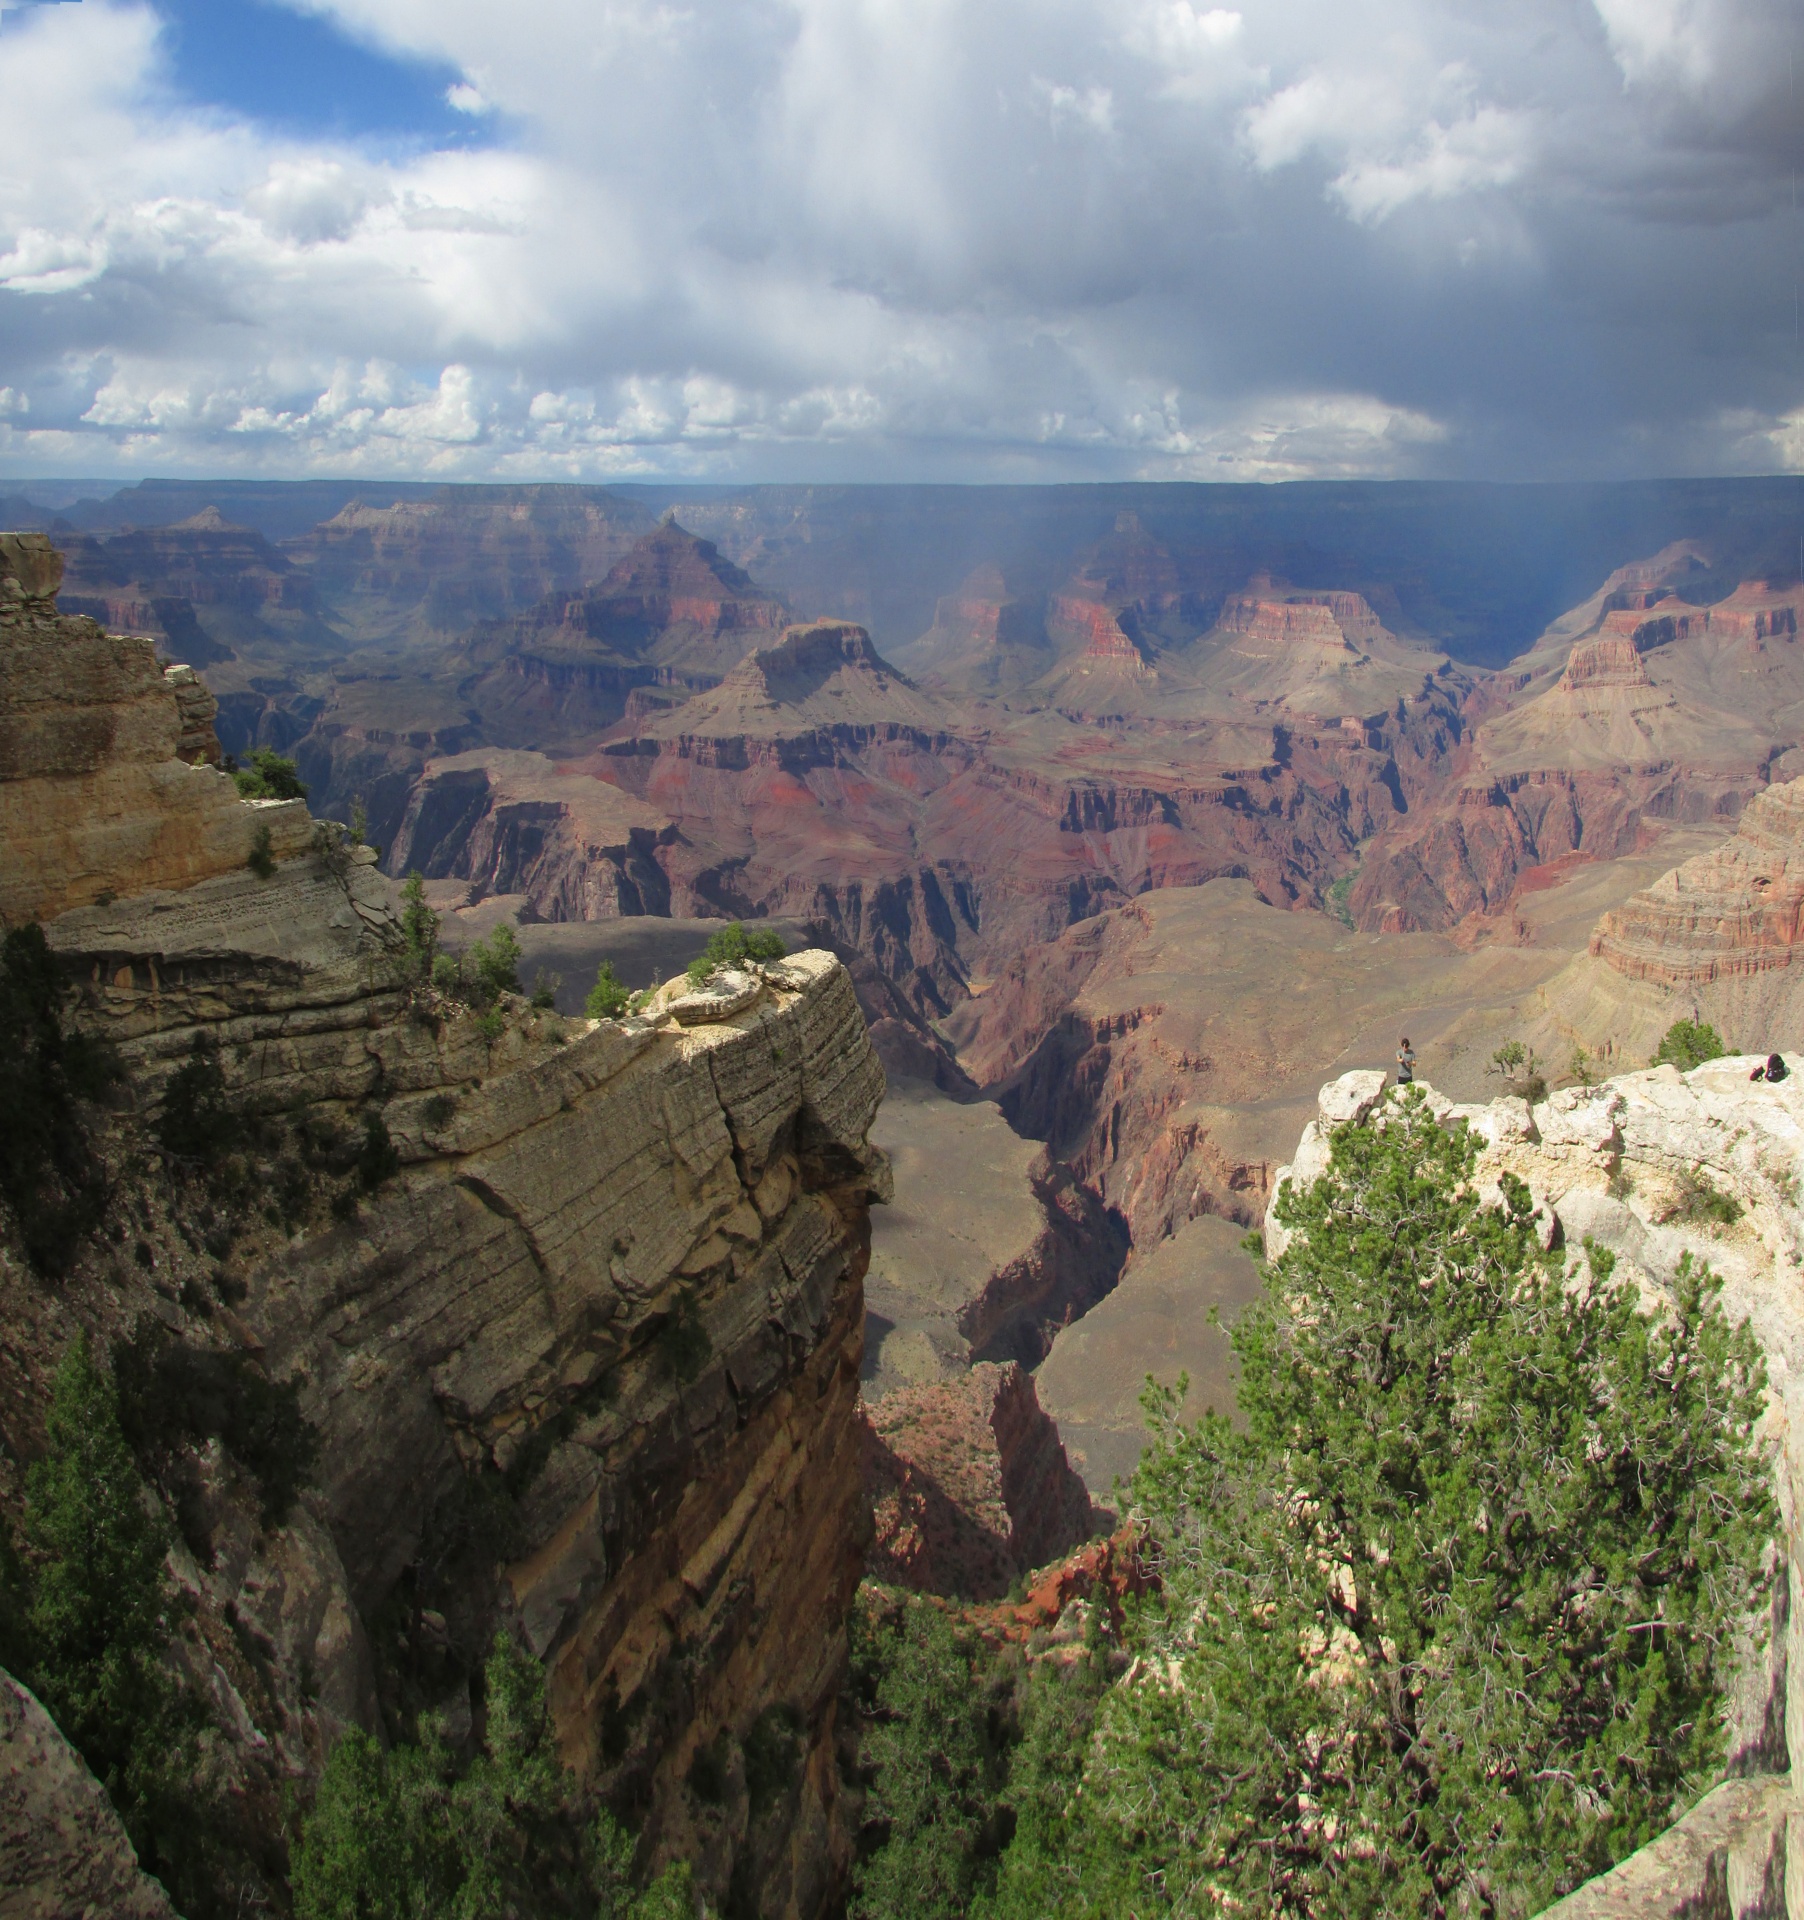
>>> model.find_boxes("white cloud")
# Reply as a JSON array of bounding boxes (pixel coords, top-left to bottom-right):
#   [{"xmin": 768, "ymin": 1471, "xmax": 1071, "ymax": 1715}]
[{"xmin": 0, "ymin": 0, "xmax": 1796, "ymax": 482}]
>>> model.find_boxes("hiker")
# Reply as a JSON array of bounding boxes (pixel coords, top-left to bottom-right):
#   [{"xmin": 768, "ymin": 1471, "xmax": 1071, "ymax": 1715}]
[
  {"xmin": 1750, "ymin": 1053, "xmax": 1790, "ymax": 1083},
  {"xmin": 1396, "ymin": 1037, "xmax": 1416, "ymax": 1085}
]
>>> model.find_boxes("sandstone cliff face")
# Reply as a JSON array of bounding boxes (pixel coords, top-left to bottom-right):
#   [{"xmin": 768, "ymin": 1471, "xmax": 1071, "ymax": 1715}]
[
  {"xmin": 0, "ymin": 552, "xmax": 893, "ymax": 1915},
  {"xmin": 1591, "ymin": 776, "xmax": 1804, "ymax": 1000},
  {"xmin": 0, "ymin": 533, "xmax": 313, "ymax": 926},
  {"xmin": 1267, "ymin": 1064, "xmax": 1804, "ymax": 1915}
]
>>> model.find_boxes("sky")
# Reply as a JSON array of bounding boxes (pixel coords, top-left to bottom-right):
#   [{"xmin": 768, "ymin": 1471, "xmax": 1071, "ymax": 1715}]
[{"xmin": 0, "ymin": 0, "xmax": 1800, "ymax": 485}]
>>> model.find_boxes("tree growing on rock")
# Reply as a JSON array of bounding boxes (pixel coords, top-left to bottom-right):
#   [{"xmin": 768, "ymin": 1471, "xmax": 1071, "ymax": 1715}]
[
  {"xmin": 979, "ymin": 1090, "xmax": 1777, "ymax": 1919},
  {"xmin": 1654, "ymin": 1019, "xmax": 1729, "ymax": 1072}
]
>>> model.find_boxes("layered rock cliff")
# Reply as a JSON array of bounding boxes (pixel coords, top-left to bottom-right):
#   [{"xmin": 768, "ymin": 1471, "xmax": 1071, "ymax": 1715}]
[
  {"xmin": 1268, "ymin": 1064, "xmax": 1804, "ymax": 1915},
  {"xmin": 0, "ymin": 533, "xmax": 891, "ymax": 1916}
]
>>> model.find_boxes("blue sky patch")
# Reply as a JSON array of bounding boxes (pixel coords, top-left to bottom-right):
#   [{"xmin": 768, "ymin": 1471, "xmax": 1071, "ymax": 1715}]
[{"xmin": 148, "ymin": 0, "xmax": 489, "ymax": 147}]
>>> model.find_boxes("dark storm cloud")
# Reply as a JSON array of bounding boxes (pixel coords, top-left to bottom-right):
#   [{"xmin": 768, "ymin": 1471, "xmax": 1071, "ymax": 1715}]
[{"xmin": 0, "ymin": 0, "xmax": 1800, "ymax": 479}]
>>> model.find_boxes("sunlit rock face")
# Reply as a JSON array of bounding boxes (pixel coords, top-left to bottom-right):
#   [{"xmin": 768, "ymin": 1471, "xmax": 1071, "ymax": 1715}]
[{"xmin": 1270, "ymin": 1064, "xmax": 1804, "ymax": 1916}]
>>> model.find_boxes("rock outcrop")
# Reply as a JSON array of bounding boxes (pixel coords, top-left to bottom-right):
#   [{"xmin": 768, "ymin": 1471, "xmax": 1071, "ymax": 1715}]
[
  {"xmin": 0, "ymin": 532, "xmax": 312, "ymax": 925},
  {"xmin": 1591, "ymin": 776, "xmax": 1804, "ymax": 1004},
  {"xmin": 0, "ymin": 1670, "xmax": 179, "ymax": 1919},
  {"xmin": 862, "ymin": 1362, "xmax": 1097, "ymax": 1600},
  {"xmin": 1268, "ymin": 1062, "xmax": 1804, "ymax": 1914},
  {"xmin": 0, "ymin": 547, "xmax": 893, "ymax": 1916}
]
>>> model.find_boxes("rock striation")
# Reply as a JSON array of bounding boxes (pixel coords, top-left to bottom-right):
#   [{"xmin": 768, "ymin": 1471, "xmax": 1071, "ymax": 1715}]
[
  {"xmin": 0, "ymin": 532, "xmax": 312, "ymax": 925},
  {"xmin": 1268, "ymin": 1063, "xmax": 1804, "ymax": 1914},
  {"xmin": 1591, "ymin": 776, "xmax": 1804, "ymax": 997},
  {"xmin": 0, "ymin": 547, "xmax": 893, "ymax": 1916}
]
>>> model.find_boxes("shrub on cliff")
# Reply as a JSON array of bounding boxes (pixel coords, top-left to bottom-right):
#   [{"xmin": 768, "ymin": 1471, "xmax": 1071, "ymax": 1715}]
[
  {"xmin": 586, "ymin": 960, "xmax": 631, "ymax": 1019},
  {"xmin": 0, "ymin": 1333, "xmax": 226, "ymax": 1905},
  {"xmin": 291, "ymin": 1630, "xmax": 694, "ymax": 1919},
  {"xmin": 399, "ymin": 872, "xmax": 440, "ymax": 984},
  {"xmin": 978, "ymin": 1091, "xmax": 1777, "ymax": 1919},
  {"xmin": 0, "ymin": 924, "xmax": 114, "ymax": 1274},
  {"xmin": 1654, "ymin": 1018, "xmax": 1729, "ymax": 1072},
  {"xmin": 231, "ymin": 747, "xmax": 308, "ymax": 802},
  {"xmin": 849, "ymin": 1598, "xmax": 1017, "ymax": 1920},
  {"xmin": 685, "ymin": 921, "xmax": 785, "ymax": 989}
]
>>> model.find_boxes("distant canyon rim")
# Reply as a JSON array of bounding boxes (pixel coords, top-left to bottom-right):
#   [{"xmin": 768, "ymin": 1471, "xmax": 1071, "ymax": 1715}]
[{"xmin": 10, "ymin": 473, "xmax": 1804, "ymax": 1515}]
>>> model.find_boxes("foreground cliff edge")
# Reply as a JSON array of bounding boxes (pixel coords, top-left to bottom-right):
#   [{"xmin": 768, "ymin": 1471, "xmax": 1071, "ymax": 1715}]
[
  {"xmin": 0, "ymin": 532, "xmax": 890, "ymax": 1916},
  {"xmin": 1270, "ymin": 1061, "xmax": 1804, "ymax": 1916}
]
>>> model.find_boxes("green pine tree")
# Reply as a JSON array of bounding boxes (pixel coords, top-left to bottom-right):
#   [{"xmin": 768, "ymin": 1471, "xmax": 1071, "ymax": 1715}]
[
  {"xmin": 979, "ymin": 1089, "xmax": 1777, "ymax": 1919},
  {"xmin": 20, "ymin": 1333, "xmax": 194, "ymax": 1881}
]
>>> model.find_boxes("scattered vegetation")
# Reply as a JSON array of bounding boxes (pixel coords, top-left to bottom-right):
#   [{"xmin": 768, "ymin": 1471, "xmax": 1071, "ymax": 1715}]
[
  {"xmin": 247, "ymin": 822, "xmax": 276, "ymax": 879},
  {"xmin": 586, "ymin": 960, "xmax": 632, "ymax": 1019},
  {"xmin": 849, "ymin": 1094, "xmax": 1777, "ymax": 1919},
  {"xmin": 531, "ymin": 968, "xmax": 562, "ymax": 1011},
  {"xmin": 400, "ymin": 871, "xmax": 441, "ymax": 984},
  {"xmin": 291, "ymin": 1631, "xmax": 694, "ymax": 1919},
  {"xmin": 0, "ymin": 924, "xmax": 115, "ymax": 1275},
  {"xmin": 115, "ymin": 1320, "xmax": 320, "ymax": 1533},
  {"xmin": 1663, "ymin": 1166, "xmax": 1745, "ymax": 1228},
  {"xmin": 0, "ymin": 1334, "xmax": 246, "ymax": 1913},
  {"xmin": 471, "ymin": 924, "xmax": 523, "ymax": 1002},
  {"xmin": 685, "ymin": 921, "xmax": 785, "ymax": 990},
  {"xmin": 1486, "ymin": 1037, "xmax": 1547, "ymax": 1103},
  {"xmin": 1324, "ymin": 870, "xmax": 1357, "ymax": 928},
  {"xmin": 231, "ymin": 748, "xmax": 308, "ymax": 802},
  {"xmin": 158, "ymin": 1033, "xmax": 237, "ymax": 1164},
  {"xmin": 1655, "ymin": 1018, "xmax": 1729, "ymax": 1072}
]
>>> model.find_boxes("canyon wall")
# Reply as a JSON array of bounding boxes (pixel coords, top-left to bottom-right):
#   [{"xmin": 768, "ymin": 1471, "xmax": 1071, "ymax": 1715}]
[
  {"xmin": 1268, "ymin": 1064, "xmax": 1804, "ymax": 1915},
  {"xmin": 0, "ymin": 536, "xmax": 891, "ymax": 1915}
]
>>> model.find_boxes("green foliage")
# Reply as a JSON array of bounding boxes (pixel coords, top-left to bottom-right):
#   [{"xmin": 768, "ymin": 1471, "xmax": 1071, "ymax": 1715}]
[
  {"xmin": 849, "ymin": 1601, "xmax": 1014, "ymax": 1920},
  {"xmin": 1665, "ymin": 1166, "xmax": 1744, "ymax": 1228},
  {"xmin": 1487, "ymin": 1037, "xmax": 1547, "ymax": 1103},
  {"xmin": 470, "ymin": 925, "xmax": 522, "ymax": 1003},
  {"xmin": 476, "ymin": 1006, "xmax": 507, "ymax": 1046},
  {"xmin": 247, "ymin": 822, "xmax": 277, "ymax": 879},
  {"xmin": 684, "ymin": 921, "xmax": 785, "ymax": 989},
  {"xmin": 980, "ymin": 1092, "xmax": 1777, "ymax": 1918},
  {"xmin": 1325, "ymin": 871, "xmax": 1357, "ymax": 928},
  {"xmin": 432, "ymin": 951, "xmax": 461, "ymax": 995},
  {"xmin": 0, "ymin": 924, "xmax": 113, "ymax": 1275},
  {"xmin": 9, "ymin": 1334, "xmax": 210, "ymax": 1895},
  {"xmin": 232, "ymin": 747, "xmax": 309, "ymax": 802},
  {"xmin": 1655, "ymin": 1019, "xmax": 1729, "ymax": 1072},
  {"xmin": 586, "ymin": 960, "xmax": 631, "ymax": 1020},
  {"xmin": 292, "ymin": 1632, "xmax": 694, "ymax": 1920},
  {"xmin": 400, "ymin": 873, "xmax": 441, "ymax": 984},
  {"xmin": 115, "ymin": 1321, "xmax": 320, "ymax": 1531},
  {"xmin": 356, "ymin": 1110, "xmax": 400, "ymax": 1193},
  {"xmin": 743, "ymin": 1702, "xmax": 805, "ymax": 1814},
  {"xmin": 157, "ymin": 1033, "xmax": 237, "ymax": 1164},
  {"xmin": 349, "ymin": 798, "xmax": 369, "ymax": 848},
  {"xmin": 531, "ymin": 969, "xmax": 562, "ymax": 1011}
]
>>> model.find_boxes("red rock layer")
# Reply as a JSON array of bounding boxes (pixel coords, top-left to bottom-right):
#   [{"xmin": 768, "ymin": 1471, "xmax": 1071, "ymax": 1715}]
[
  {"xmin": 862, "ymin": 1362, "xmax": 1097, "ymax": 1600},
  {"xmin": 1216, "ymin": 587, "xmax": 1386, "ymax": 652},
  {"xmin": 1591, "ymin": 776, "xmax": 1804, "ymax": 987}
]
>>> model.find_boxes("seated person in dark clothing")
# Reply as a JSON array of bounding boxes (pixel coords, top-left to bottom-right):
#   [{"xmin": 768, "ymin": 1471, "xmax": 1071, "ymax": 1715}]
[{"xmin": 1750, "ymin": 1053, "xmax": 1790, "ymax": 1082}]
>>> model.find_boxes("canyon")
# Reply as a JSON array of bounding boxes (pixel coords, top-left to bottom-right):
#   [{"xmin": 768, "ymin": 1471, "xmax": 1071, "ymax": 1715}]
[
  {"xmin": 10, "ymin": 475, "xmax": 1804, "ymax": 1913},
  {"xmin": 0, "ymin": 533, "xmax": 890, "ymax": 1915}
]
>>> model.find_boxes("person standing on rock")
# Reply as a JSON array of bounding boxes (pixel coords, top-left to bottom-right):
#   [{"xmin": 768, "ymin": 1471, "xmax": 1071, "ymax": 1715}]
[{"xmin": 1396, "ymin": 1037, "xmax": 1416, "ymax": 1085}]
